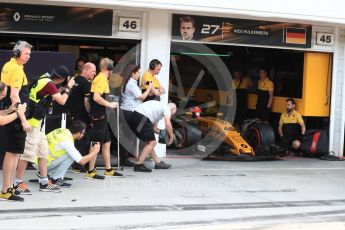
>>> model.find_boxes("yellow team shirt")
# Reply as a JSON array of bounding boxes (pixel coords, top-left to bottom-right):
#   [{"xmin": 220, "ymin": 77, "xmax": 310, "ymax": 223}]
[
  {"xmin": 279, "ymin": 110, "xmax": 304, "ymax": 126},
  {"xmin": 1, "ymin": 58, "xmax": 28, "ymax": 88},
  {"xmin": 141, "ymin": 71, "xmax": 161, "ymax": 90},
  {"xmin": 91, "ymin": 72, "xmax": 109, "ymax": 95},
  {"xmin": 233, "ymin": 76, "xmax": 252, "ymax": 89},
  {"xmin": 258, "ymin": 78, "xmax": 274, "ymax": 92}
]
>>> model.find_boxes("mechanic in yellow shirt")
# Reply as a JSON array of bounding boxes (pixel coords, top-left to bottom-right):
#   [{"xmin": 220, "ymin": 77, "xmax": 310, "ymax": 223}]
[
  {"xmin": 278, "ymin": 98, "xmax": 306, "ymax": 149},
  {"xmin": 88, "ymin": 58, "xmax": 122, "ymax": 179},
  {"xmin": 141, "ymin": 59, "xmax": 165, "ymax": 101},
  {"xmin": 0, "ymin": 41, "xmax": 32, "ymax": 201}
]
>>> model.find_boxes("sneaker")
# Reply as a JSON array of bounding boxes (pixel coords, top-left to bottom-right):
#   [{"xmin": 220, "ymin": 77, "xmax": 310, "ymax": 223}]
[
  {"xmin": 0, "ymin": 188, "xmax": 24, "ymax": 202},
  {"xmin": 50, "ymin": 178, "xmax": 71, "ymax": 188},
  {"xmin": 8, "ymin": 187, "xmax": 20, "ymax": 196},
  {"xmin": 134, "ymin": 164, "xmax": 152, "ymax": 172},
  {"xmin": 39, "ymin": 183, "xmax": 62, "ymax": 192},
  {"xmin": 71, "ymin": 168, "xmax": 87, "ymax": 174},
  {"xmin": 14, "ymin": 182, "xmax": 32, "ymax": 195},
  {"xmin": 63, "ymin": 177, "xmax": 73, "ymax": 181},
  {"xmin": 85, "ymin": 170, "xmax": 105, "ymax": 180},
  {"xmin": 155, "ymin": 161, "xmax": 171, "ymax": 169},
  {"xmin": 104, "ymin": 168, "xmax": 123, "ymax": 177},
  {"xmin": 71, "ymin": 165, "xmax": 87, "ymax": 174}
]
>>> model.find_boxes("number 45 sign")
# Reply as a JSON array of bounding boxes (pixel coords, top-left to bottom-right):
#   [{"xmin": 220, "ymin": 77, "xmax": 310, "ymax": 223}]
[
  {"xmin": 316, "ymin": 32, "xmax": 334, "ymax": 46},
  {"xmin": 119, "ymin": 17, "xmax": 141, "ymax": 32}
]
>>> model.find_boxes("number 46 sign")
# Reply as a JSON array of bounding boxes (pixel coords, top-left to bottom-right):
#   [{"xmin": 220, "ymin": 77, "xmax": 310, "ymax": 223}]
[{"xmin": 119, "ymin": 17, "xmax": 141, "ymax": 32}]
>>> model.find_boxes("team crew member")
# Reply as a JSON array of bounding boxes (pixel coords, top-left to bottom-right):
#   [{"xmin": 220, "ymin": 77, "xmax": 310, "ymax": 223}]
[
  {"xmin": 232, "ymin": 69, "xmax": 252, "ymax": 125},
  {"xmin": 87, "ymin": 58, "xmax": 122, "ymax": 179},
  {"xmin": 121, "ymin": 65, "xmax": 153, "ymax": 123},
  {"xmin": 34, "ymin": 121, "xmax": 100, "ymax": 188},
  {"xmin": 120, "ymin": 65, "xmax": 153, "ymax": 166},
  {"xmin": 129, "ymin": 101, "xmax": 176, "ymax": 172},
  {"xmin": 292, "ymin": 130, "xmax": 329, "ymax": 156},
  {"xmin": 141, "ymin": 59, "xmax": 165, "ymax": 102},
  {"xmin": 0, "ymin": 41, "xmax": 32, "ymax": 202},
  {"xmin": 120, "ymin": 66, "xmax": 153, "ymax": 167},
  {"xmin": 278, "ymin": 98, "xmax": 306, "ymax": 149},
  {"xmin": 0, "ymin": 82, "xmax": 27, "ymax": 126},
  {"xmin": 66, "ymin": 62, "xmax": 96, "ymax": 173},
  {"xmin": 256, "ymin": 68, "xmax": 274, "ymax": 121},
  {"xmin": 14, "ymin": 66, "xmax": 75, "ymax": 194}
]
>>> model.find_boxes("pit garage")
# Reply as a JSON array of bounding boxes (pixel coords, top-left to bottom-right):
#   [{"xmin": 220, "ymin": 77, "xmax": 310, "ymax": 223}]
[{"xmin": 167, "ymin": 14, "xmax": 332, "ymax": 159}]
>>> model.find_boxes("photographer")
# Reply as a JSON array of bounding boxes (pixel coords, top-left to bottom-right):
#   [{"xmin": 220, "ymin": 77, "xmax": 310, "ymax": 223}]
[
  {"xmin": 0, "ymin": 82, "xmax": 27, "ymax": 126},
  {"xmin": 128, "ymin": 101, "xmax": 176, "ymax": 172},
  {"xmin": 14, "ymin": 65, "xmax": 75, "ymax": 194},
  {"xmin": 33, "ymin": 120, "xmax": 100, "ymax": 188}
]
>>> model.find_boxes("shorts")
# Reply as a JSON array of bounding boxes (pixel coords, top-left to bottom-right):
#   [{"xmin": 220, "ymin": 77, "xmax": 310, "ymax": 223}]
[
  {"xmin": 128, "ymin": 111, "xmax": 155, "ymax": 142},
  {"xmin": 6, "ymin": 120, "xmax": 27, "ymax": 154},
  {"xmin": 21, "ymin": 126, "xmax": 48, "ymax": 162},
  {"xmin": 91, "ymin": 117, "xmax": 111, "ymax": 144},
  {"xmin": 122, "ymin": 109, "xmax": 133, "ymax": 125}
]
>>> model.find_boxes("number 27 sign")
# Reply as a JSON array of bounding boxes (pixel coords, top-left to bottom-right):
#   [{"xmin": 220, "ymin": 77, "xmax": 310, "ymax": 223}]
[{"xmin": 119, "ymin": 17, "xmax": 141, "ymax": 32}]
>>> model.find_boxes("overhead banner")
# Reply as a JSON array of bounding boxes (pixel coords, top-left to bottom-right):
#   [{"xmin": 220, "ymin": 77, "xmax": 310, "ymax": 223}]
[
  {"xmin": 172, "ymin": 14, "xmax": 312, "ymax": 48},
  {"xmin": 0, "ymin": 3, "xmax": 113, "ymax": 36}
]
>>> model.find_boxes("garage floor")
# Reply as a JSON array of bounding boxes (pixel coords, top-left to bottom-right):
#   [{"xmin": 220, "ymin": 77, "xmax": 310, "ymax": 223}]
[{"xmin": 1, "ymin": 156, "xmax": 345, "ymax": 229}]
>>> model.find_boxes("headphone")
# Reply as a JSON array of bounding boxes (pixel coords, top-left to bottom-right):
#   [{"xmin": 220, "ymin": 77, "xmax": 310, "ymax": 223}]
[
  {"xmin": 13, "ymin": 41, "xmax": 22, "ymax": 58},
  {"xmin": 107, "ymin": 63, "xmax": 114, "ymax": 71},
  {"xmin": 149, "ymin": 59, "xmax": 161, "ymax": 70}
]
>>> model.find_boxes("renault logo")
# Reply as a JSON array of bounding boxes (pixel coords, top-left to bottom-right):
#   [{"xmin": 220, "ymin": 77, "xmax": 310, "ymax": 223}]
[{"xmin": 13, "ymin": 12, "xmax": 21, "ymax": 22}]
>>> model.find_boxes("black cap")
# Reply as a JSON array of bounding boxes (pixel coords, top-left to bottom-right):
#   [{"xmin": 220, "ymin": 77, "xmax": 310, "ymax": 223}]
[{"xmin": 51, "ymin": 65, "xmax": 70, "ymax": 79}]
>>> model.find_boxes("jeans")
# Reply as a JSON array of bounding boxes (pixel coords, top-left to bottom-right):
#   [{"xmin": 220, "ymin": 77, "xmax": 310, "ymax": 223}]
[{"xmin": 47, "ymin": 154, "xmax": 75, "ymax": 180}]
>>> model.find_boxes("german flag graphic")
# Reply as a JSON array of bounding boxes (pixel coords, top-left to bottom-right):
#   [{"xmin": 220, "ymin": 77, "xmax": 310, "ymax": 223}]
[{"xmin": 285, "ymin": 27, "xmax": 306, "ymax": 44}]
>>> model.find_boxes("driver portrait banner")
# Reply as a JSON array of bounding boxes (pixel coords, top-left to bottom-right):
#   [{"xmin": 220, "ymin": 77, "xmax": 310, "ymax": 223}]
[
  {"xmin": 172, "ymin": 14, "xmax": 312, "ymax": 48},
  {"xmin": 0, "ymin": 3, "xmax": 113, "ymax": 36}
]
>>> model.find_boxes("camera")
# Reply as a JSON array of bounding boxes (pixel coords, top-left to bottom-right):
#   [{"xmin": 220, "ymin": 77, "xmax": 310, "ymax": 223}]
[
  {"xmin": 90, "ymin": 141, "xmax": 99, "ymax": 147},
  {"xmin": 158, "ymin": 129, "xmax": 169, "ymax": 144}
]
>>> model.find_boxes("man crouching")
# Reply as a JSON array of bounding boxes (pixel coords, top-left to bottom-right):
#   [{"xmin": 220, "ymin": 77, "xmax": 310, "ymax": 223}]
[
  {"xmin": 128, "ymin": 101, "xmax": 176, "ymax": 172},
  {"xmin": 34, "ymin": 120, "xmax": 100, "ymax": 187}
]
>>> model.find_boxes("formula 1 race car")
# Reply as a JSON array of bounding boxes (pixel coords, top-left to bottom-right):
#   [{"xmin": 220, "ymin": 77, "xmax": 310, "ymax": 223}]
[{"xmin": 171, "ymin": 109, "xmax": 280, "ymax": 160}]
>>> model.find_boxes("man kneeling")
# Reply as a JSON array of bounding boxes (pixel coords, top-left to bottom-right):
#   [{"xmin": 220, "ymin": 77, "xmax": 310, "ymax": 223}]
[{"xmin": 34, "ymin": 120, "xmax": 100, "ymax": 187}]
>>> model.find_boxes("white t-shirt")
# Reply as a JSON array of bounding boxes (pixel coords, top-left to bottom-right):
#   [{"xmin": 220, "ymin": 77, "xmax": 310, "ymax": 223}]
[
  {"xmin": 135, "ymin": 101, "xmax": 171, "ymax": 124},
  {"xmin": 120, "ymin": 78, "xmax": 142, "ymax": 112},
  {"xmin": 53, "ymin": 141, "xmax": 83, "ymax": 163}
]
